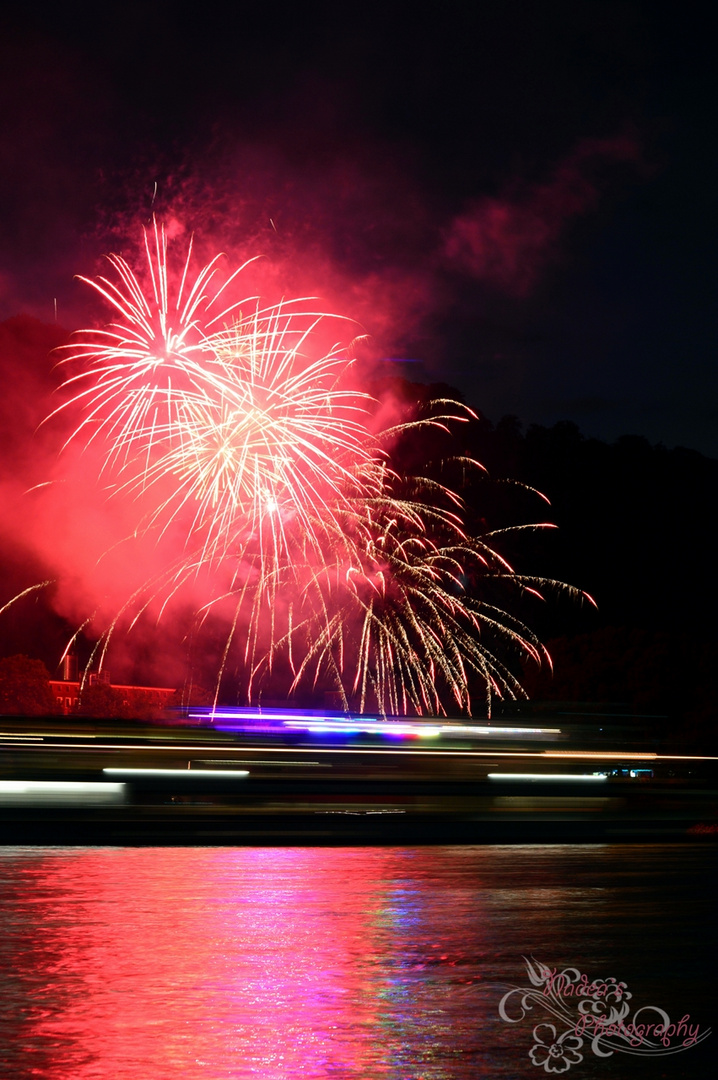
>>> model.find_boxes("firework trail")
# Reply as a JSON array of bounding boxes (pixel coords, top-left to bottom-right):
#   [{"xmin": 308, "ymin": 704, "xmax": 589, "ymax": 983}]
[
  {"xmin": 46, "ymin": 221, "xmax": 586, "ymax": 715},
  {"xmin": 260, "ymin": 464, "xmax": 582, "ymax": 715}
]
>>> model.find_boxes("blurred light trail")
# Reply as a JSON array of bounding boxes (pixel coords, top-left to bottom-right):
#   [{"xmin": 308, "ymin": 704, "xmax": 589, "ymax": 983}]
[
  {"xmin": 488, "ymin": 773, "xmax": 607, "ymax": 781},
  {"xmin": 282, "ymin": 719, "xmax": 442, "ymax": 737},
  {"xmin": 197, "ymin": 759, "xmax": 329, "ymax": 767},
  {"xmin": 193, "ymin": 709, "xmax": 353, "ymax": 722},
  {"xmin": 4, "ymin": 732, "xmax": 717, "ymax": 762},
  {"xmin": 103, "ymin": 768, "xmax": 249, "ymax": 778},
  {"xmin": 0, "ymin": 781, "xmax": 126, "ymax": 804},
  {"xmin": 440, "ymin": 724, "xmax": 561, "ymax": 736},
  {"xmin": 194, "ymin": 705, "xmax": 561, "ymax": 739},
  {"xmin": 545, "ymin": 750, "xmax": 657, "ymax": 759}
]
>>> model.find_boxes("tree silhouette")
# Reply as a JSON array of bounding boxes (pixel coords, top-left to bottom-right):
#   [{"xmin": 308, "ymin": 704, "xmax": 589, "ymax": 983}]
[{"xmin": 0, "ymin": 654, "xmax": 56, "ymax": 716}]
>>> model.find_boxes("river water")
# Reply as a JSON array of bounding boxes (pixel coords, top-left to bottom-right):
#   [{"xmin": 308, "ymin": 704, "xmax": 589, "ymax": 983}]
[{"xmin": 0, "ymin": 845, "xmax": 715, "ymax": 1079}]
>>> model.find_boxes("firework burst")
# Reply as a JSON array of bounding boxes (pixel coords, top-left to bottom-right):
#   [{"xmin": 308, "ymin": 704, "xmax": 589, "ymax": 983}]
[
  {"xmin": 44, "ymin": 222, "xmax": 587, "ymax": 715},
  {"xmin": 264, "ymin": 463, "xmax": 582, "ymax": 715},
  {"xmin": 137, "ymin": 308, "xmax": 378, "ymax": 566},
  {"xmin": 50, "ymin": 219, "xmax": 254, "ymax": 470}
]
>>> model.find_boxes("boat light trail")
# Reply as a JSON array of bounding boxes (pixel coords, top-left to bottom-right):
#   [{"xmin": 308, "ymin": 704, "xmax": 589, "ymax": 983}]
[
  {"xmin": 488, "ymin": 773, "xmax": 608, "ymax": 781},
  {"xmin": 103, "ymin": 768, "xmax": 249, "ymax": 778}
]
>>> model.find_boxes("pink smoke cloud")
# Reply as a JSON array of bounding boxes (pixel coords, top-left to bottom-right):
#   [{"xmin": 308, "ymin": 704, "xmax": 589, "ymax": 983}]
[
  {"xmin": 442, "ymin": 134, "xmax": 643, "ymax": 295},
  {"xmin": 84, "ymin": 146, "xmax": 440, "ymax": 370}
]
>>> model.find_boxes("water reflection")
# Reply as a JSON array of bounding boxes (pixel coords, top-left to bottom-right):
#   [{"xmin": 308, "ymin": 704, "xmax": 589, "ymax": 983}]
[{"xmin": 0, "ymin": 846, "xmax": 714, "ymax": 1078}]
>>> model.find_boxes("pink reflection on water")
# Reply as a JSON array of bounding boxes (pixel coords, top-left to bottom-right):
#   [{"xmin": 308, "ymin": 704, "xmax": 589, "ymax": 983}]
[{"xmin": 0, "ymin": 847, "xmax": 487, "ymax": 1079}]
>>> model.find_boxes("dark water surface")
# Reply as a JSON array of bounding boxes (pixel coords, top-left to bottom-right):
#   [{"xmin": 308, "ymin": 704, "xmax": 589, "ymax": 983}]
[{"xmin": 0, "ymin": 845, "xmax": 715, "ymax": 1079}]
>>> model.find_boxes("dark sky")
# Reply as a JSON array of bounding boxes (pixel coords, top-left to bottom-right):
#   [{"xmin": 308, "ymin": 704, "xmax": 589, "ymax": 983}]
[{"xmin": 1, "ymin": 0, "xmax": 716, "ymax": 456}]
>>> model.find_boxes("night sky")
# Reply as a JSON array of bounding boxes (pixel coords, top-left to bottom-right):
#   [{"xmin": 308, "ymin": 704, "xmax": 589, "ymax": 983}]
[{"xmin": 1, "ymin": 0, "xmax": 716, "ymax": 456}]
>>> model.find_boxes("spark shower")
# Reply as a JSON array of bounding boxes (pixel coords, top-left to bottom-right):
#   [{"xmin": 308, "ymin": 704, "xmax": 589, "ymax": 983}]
[{"xmin": 44, "ymin": 220, "xmax": 587, "ymax": 715}]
